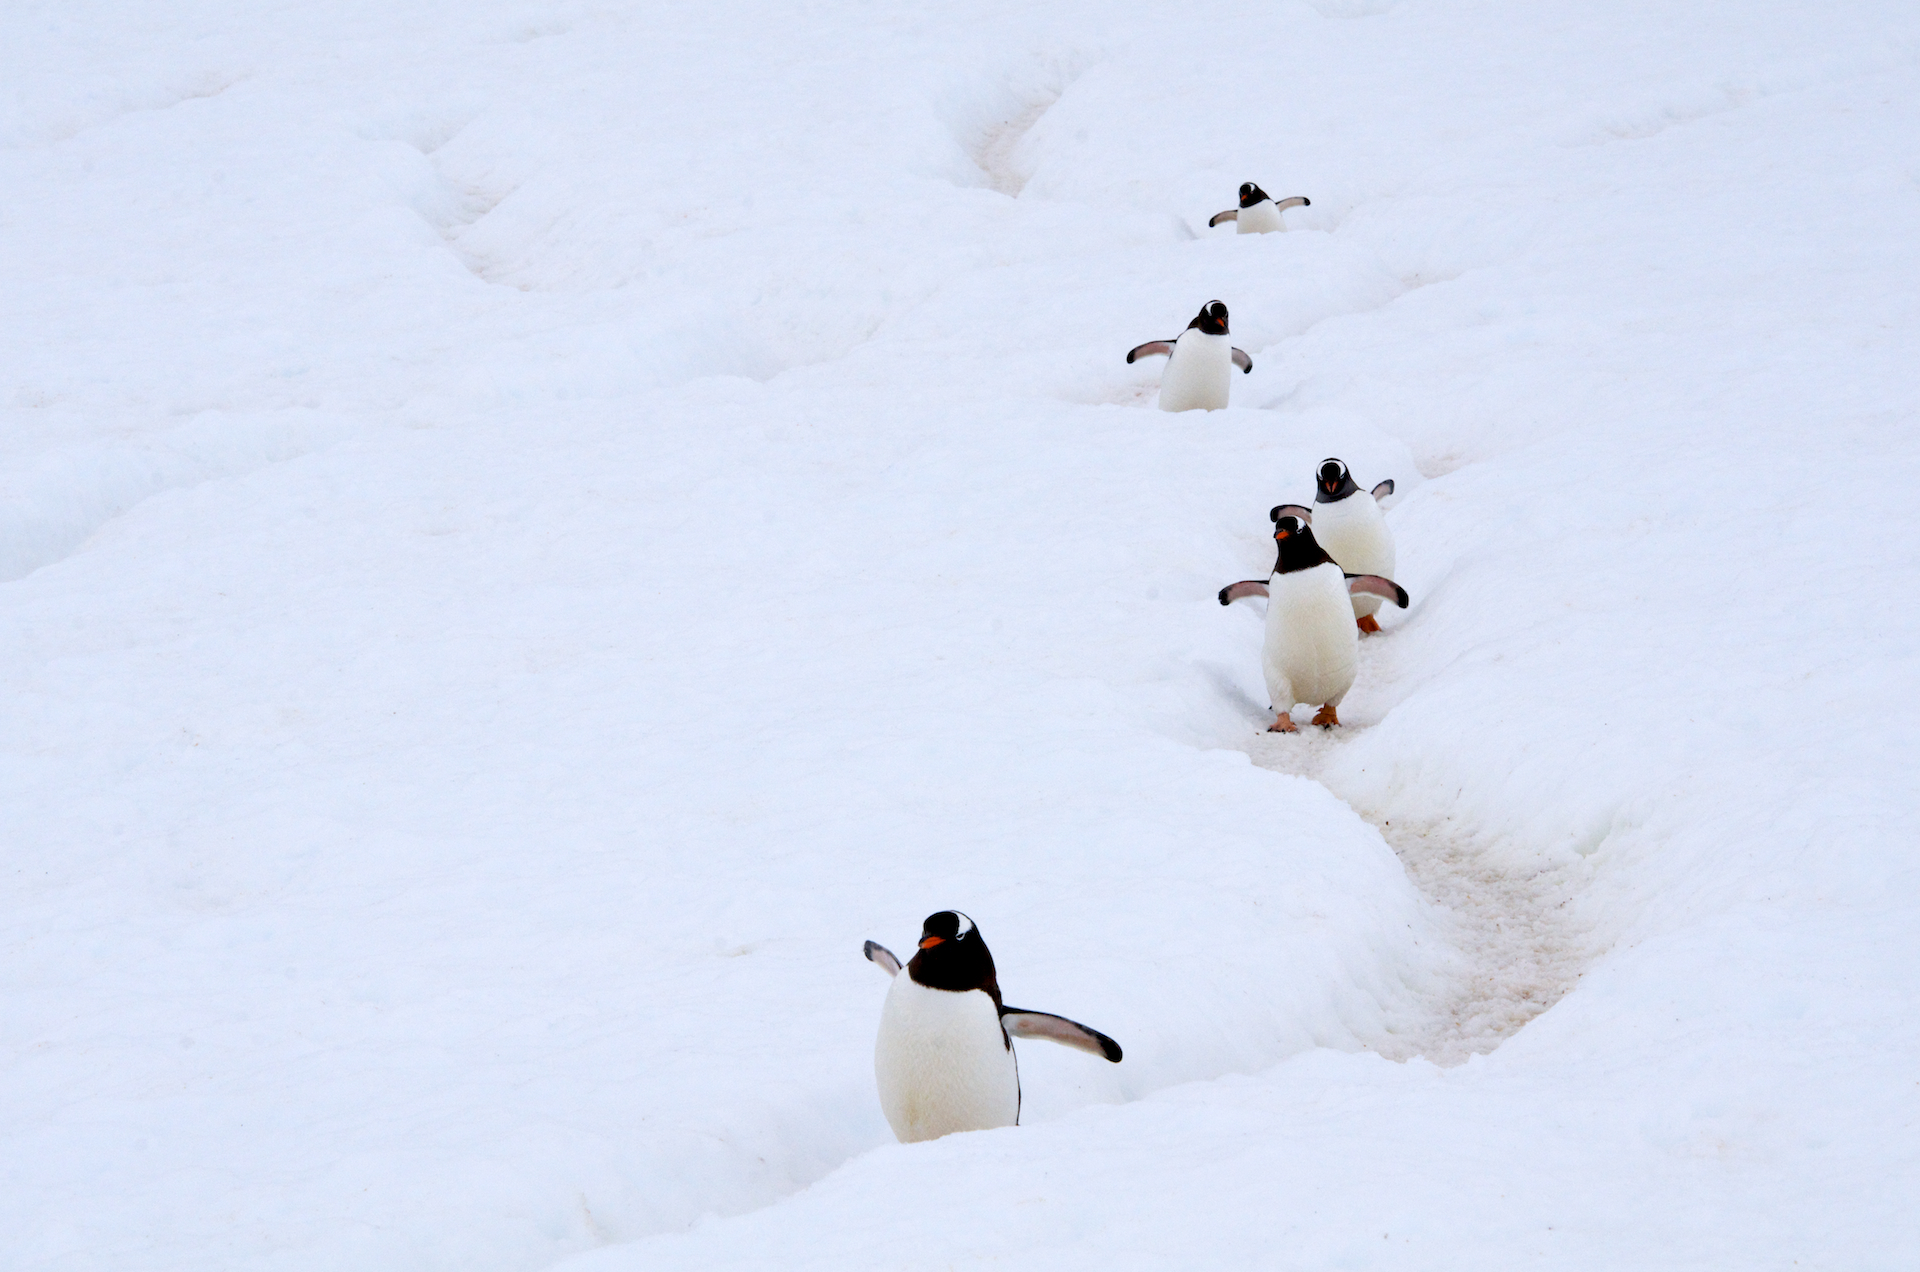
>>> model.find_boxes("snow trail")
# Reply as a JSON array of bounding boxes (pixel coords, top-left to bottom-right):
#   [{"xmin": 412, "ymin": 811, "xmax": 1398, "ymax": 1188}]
[
  {"xmin": 974, "ymin": 91, "xmax": 1057, "ymax": 196},
  {"xmin": 1242, "ymin": 728, "xmax": 1598, "ymax": 1066}
]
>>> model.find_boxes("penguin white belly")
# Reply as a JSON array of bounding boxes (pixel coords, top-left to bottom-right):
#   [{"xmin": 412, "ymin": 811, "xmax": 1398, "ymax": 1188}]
[
  {"xmin": 1262, "ymin": 564, "xmax": 1359, "ymax": 710},
  {"xmin": 1312, "ymin": 496, "xmax": 1396, "ymax": 619},
  {"xmin": 1236, "ymin": 200, "xmax": 1285, "ymax": 234},
  {"xmin": 1158, "ymin": 329, "xmax": 1232, "ymax": 412},
  {"xmin": 874, "ymin": 975, "xmax": 1020, "ymax": 1143}
]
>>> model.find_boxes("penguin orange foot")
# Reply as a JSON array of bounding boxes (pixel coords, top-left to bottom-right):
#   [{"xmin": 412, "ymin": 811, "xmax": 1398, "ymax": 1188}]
[
  {"xmin": 1219, "ymin": 514, "xmax": 1410, "ymax": 745},
  {"xmin": 1285, "ymin": 459, "xmax": 1399, "ymax": 632},
  {"xmin": 1356, "ymin": 615, "xmax": 1381, "ymax": 634}
]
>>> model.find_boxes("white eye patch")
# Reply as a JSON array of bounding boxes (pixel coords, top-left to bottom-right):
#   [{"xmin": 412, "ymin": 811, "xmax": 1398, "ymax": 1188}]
[{"xmin": 952, "ymin": 912, "xmax": 975, "ymax": 936}]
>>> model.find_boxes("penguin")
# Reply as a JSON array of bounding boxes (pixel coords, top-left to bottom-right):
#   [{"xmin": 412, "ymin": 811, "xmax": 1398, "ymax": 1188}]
[
  {"xmin": 1208, "ymin": 182, "xmax": 1310, "ymax": 234},
  {"xmin": 1219, "ymin": 515, "xmax": 1408, "ymax": 732},
  {"xmin": 1270, "ymin": 459, "xmax": 1398, "ymax": 633},
  {"xmin": 1125, "ymin": 300, "xmax": 1253, "ymax": 412},
  {"xmin": 864, "ymin": 911, "xmax": 1122, "ymax": 1144}
]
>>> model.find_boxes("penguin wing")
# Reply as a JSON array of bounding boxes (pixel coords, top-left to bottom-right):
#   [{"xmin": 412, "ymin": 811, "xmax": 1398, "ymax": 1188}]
[
  {"xmin": 1231, "ymin": 348, "xmax": 1252, "ymax": 374},
  {"xmin": 1269, "ymin": 504, "xmax": 1313, "ymax": 525},
  {"xmin": 1371, "ymin": 479, "xmax": 1395, "ymax": 500},
  {"xmin": 1275, "ymin": 196, "xmax": 1310, "ymax": 211},
  {"xmin": 1219, "ymin": 580, "xmax": 1270, "ymax": 605},
  {"xmin": 1000, "ymin": 1008, "xmax": 1123, "ymax": 1062},
  {"xmin": 863, "ymin": 940, "xmax": 902, "ymax": 977},
  {"xmin": 1126, "ymin": 340, "xmax": 1174, "ymax": 364},
  {"xmin": 1345, "ymin": 574, "xmax": 1409, "ymax": 608},
  {"xmin": 1208, "ymin": 208, "xmax": 1239, "ymax": 226}
]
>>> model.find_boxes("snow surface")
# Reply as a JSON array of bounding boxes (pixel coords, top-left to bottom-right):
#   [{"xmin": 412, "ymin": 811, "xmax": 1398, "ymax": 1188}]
[{"xmin": 3, "ymin": 0, "xmax": 1918, "ymax": 1268}]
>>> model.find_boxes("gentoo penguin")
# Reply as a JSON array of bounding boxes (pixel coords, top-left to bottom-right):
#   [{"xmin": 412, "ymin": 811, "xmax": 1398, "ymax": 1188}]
[
  {"xmin": 1125, "ymin": 300, "xmax": 1252, "ymax": 412},
  {"xmin": 1208, "ymin": 183, "xmax": 1310, "ymax": 234},
  {"xmin": 1219, "ymin": 515, "xmax": 1408, "ymax": 732},
  {"xmin": 864, "ymin": 911, "xmax": 1121, "ymax": 1144},
  {"xmin": 1270, "ymin": 459, "xmax": 1398, "ymax": 633}
]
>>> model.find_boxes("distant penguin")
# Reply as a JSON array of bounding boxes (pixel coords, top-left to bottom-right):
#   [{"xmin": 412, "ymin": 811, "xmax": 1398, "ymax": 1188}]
[
  {"xmin": 1271, "ymin": 459, "xmax": 1398, "ymax": 632},
  {"xmin": 1126, "ymin": 300, "xmax": 1253, "ymax": 412},
  {"xmin": 865, "ymin": 911, "xmax": 1121, "ymax": 1144},
  {"xmin": 1219, "ymin": 515, "xmax": 1408, "ymax": 732},
  {"xmin": 1208, "ymin": 182, "xmax": 1310, "ymax": 234}
]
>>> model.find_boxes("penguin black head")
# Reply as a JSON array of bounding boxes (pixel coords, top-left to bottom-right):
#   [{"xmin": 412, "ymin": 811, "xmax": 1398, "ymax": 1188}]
[
  {"xmin": 1273, "ymin": 515, "xmax": 1335, "ymax": 574},
  {"xmin": 1239, "ymin": 182, "xmax": 1270, "ymax": 208},
  {"xmin": 1188, "ymin": 300, "xmax": 1230, "ymax": 336},
  {"xmin": 908, "ymin": 910, "xmax": 1000, "ymax": 995},
  {"xmin": 1315, "ymin": 458, "xmax": 1360, "ymax": 503}
]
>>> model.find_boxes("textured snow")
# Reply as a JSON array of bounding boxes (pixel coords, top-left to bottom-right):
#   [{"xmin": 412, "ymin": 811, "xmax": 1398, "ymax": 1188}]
[
  {"xmin": 1245, "ymin": 728, "xmax": 1597, "ymax": 1066},
  {"xmin": 4, "ymin": 0, "xmax": 1919, "ymax": 1268}
]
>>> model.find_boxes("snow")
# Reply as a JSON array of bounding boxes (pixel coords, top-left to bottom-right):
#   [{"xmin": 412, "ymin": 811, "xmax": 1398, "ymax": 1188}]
[
  {"xmin": 3, "ymin": 0, "xmax": 1918, "ymax": 1268},
  {"xmin": 1245, "ymin": 729, "xmax": 1598, "ymax": 1065}
]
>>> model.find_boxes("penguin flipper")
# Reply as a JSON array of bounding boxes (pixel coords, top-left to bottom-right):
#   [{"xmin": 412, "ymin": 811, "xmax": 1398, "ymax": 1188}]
[
  {"xmin": 1208, "ymin": 208, "xmax": 1238, "ymax": 227},
  {"xmin": 864, "ymin": 940, "xmax": 901, "ymax": 977},
  {"xmin": 1219, "ymin": 580, "xmax": 1270, "ymax": 605},
  {"xmin": 1126, "ymin": 340, "xmax": 1174, "ymax": 364},
  {"xmin": 1001, "ymin": 1008, "xmax": 1123, "ymax": 1062},
  {"xmin": 1270, "ymin": 504, "xmax": 1313, "ymax": 525},
  {"xmin": 1275, "ymin": 196, "xmax": 1310, "ymax": 211},
  {"xmin": 1346, "ymin": 574, "xmax": 1410, "ymax": 608},
  {"xmin": 1232, "ymin": 348, "xmax": 1253, "ymax": 374},
  {"xmin": 1371, "ymin": 479, "xmax": 1395, "ymax": 500}
]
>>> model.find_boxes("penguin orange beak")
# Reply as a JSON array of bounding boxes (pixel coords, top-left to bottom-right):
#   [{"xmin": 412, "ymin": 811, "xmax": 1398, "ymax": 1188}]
[
  {"xmin": 1276, "ymin": 528, "xmax": 1291, "ymax": 540},
  {"xmin": 919, "ymin": 936, "xmax": 946, "ymax": 949}
]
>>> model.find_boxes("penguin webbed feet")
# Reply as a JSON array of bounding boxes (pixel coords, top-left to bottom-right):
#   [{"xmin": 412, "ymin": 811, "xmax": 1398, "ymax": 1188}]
[
  {"xmin": 1356, "ymin": 615, "xmax": 1382, "ymax": 634},
  {"xmin": 1311, "ymin": 705, "xmax": 1340, "ymax": 729},
  {"xmin": 1268, "ymin": 712, "xmax": 1297, "ymax": 733}
]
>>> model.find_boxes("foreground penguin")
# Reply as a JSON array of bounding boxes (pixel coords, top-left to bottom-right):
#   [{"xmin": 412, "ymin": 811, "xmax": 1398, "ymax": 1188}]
[
  {"xmin": 864, "ymin": 911, "xmax": 1121, "ymax": 1143},
  {"xmin": 1126, "ymin": 300, "xmax": 1252, "ymax": 412},
  {"xmin": 1219, "ymin": 515, "xmax": 1408, "ymax": 732},
  {"xmin": 1208, "ymin": 182, "xmax": 1310, "ymax": 234},
  {"xmin": 1271, "ymin": 459, "xmax": 1398, "ymax": 632}
]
